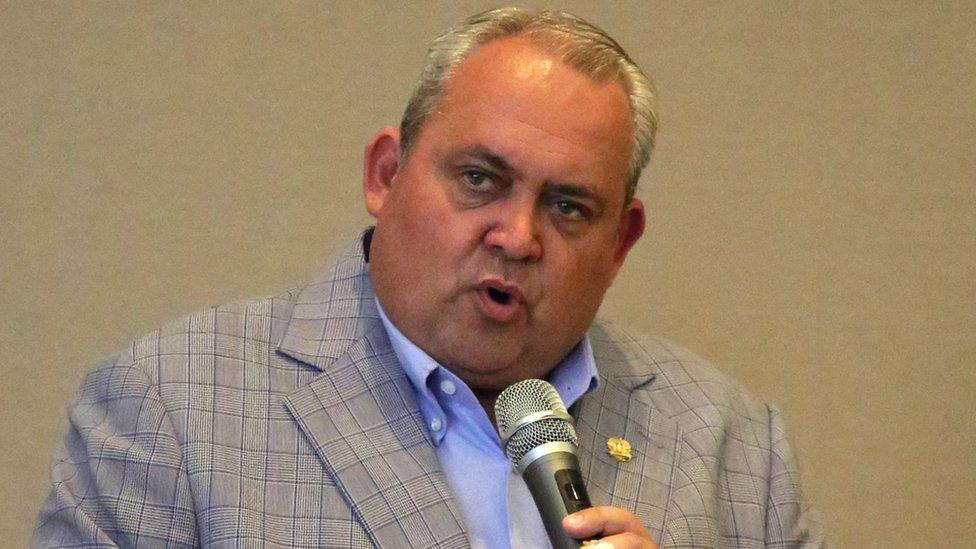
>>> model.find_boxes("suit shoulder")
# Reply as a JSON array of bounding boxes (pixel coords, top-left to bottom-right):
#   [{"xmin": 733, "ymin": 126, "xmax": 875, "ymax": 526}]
[
  {"xmin": 145, "ymin": 289, "xmax": 296, "ymax": 351},
  {"xmin": 590, "ymin": 318, "xmax": 768, "ymax": 425},
  {"xmin": 87, "ymin": 289, "xmax": 301, "ymax": 386}
]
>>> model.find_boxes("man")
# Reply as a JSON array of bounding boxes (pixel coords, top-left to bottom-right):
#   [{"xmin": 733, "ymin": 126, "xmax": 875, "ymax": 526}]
[{"xmin": 35, "ymin": 8, "xmax": 823, "ymax": 548}]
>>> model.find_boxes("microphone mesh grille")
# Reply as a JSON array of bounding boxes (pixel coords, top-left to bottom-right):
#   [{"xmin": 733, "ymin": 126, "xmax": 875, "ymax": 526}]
[{"xmin": 495, "ymin": 379, "xmax": 578, "ymax": 465}]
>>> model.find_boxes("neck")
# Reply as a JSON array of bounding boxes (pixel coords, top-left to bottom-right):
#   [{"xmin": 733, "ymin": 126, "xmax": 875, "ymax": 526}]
[{"xmin": 472, "ymin": 388, "xmax": 501, "ymax": 427}]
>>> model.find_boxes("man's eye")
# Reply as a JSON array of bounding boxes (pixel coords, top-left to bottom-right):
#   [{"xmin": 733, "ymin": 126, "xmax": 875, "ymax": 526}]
[
  {"xmin": 463, "ymin": 169, "xmax": 491, "ymax": 189},
  {"xmin": 554, "ymin": 200, "xmax": 587, "ymax": 219}
]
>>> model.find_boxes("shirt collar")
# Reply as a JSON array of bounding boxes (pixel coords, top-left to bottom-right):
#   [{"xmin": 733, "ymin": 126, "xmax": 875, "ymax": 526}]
[
  {"xmin": 375, "ymin": 298, "xmax": 599, "ymax": 422},
  {"xmin": 548, "ymin": 336, "xmax": 599, "ymax": 408},
  {"xmin": 375, "ymin": 299, "xmax": 441, "ymax": 399}
]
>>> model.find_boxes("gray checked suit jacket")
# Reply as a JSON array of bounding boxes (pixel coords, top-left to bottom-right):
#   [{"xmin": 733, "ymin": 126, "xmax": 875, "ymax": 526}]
[{"xmin": 34, "ymin": 232, "xmax": 824, "ymax": 548}]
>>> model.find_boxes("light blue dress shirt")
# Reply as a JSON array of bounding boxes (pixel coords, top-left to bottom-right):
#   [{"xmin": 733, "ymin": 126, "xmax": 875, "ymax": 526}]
[{"xmin": 375, "ymin": 300, "xmax": 599, "ymax": 549}]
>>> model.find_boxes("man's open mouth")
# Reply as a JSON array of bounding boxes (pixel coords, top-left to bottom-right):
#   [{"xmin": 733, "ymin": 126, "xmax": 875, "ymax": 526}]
[
  {"xmin": 475, "ymin": 280, "xmax": 526, "ymax": 321},
  {"xmin": 487, "ymin": 287, "xmax": 512, "ymax": 305}
]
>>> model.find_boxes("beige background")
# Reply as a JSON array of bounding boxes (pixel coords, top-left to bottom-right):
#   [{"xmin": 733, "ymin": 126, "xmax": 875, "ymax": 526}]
[{"xmin": 3, "ymin": 1, "xmax": 974, "ymax": 546}]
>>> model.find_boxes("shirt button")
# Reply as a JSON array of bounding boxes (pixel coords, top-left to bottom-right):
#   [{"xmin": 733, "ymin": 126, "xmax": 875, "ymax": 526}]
[
  {"xmin": 440, "ymin": 379, "xmax": 457, "ymax": 395},
  {"xmin": 430, "ymin": 417, "xmax": 443, "ymax": 431}
]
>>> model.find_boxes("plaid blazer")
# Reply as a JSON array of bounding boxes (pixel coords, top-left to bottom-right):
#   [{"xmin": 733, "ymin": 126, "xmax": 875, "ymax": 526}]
[{"xmin": 34, "ymin": 232, "xmax": 824, "ymax": 548}]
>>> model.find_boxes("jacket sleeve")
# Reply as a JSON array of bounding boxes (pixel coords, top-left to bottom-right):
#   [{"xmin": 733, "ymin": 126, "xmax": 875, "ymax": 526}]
[
  {"xmin": 33, "ymin": 356, "xmax": 199, "ymax": 548},
  {"xmin": 764, "ymin": 404, "xmax": 827, "ymax": 547}
]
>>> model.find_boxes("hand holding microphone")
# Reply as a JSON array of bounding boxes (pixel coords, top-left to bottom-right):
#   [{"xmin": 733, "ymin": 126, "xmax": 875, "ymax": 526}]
[{"xmin": 495, "ymin": 379, "xmax": 657, "ymax": 549}]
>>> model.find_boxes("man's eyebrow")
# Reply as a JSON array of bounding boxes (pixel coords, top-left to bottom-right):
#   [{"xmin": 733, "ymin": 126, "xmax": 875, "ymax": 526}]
[
  {"xmin": 448, "ymin": 146, "xmax": 515, "ymax": 174},
  {"xmin": 542, "ymin": 181, "xmax": 606, "ymax": 209}
]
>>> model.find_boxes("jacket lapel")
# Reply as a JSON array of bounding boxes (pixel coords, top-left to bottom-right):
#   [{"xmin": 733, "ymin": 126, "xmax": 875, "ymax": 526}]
[
  {"xmin": 278, "ymin": 232, "xmax": 468, "ymax": 548},
  {"xmin": 576, "ymin": 323, "xmax": 682, "ymax": 544}
]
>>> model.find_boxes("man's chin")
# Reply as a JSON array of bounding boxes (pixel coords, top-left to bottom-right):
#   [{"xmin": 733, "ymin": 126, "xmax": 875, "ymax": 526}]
[
  {"xmin": 440, "ymin": 351, "xmax": 553, "ymax": 392},
  {"xmin": 442, "ymin": 360, "xmax": 512, "ymax": 389}
]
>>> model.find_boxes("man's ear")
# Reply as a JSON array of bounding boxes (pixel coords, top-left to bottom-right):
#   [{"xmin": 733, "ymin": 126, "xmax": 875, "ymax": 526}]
[
  {"xmin": 612, "ymin": 197, "xmax": 646, "ymax": 266},
  {"xmin": 363, "ymin": 126, "xmax": 402, "ymax": 218}
]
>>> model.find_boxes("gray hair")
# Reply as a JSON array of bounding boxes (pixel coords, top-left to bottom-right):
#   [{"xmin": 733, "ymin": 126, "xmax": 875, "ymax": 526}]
[{"xmin": 399, "ymin": 7, "xmax": 658, "ymax": 199}]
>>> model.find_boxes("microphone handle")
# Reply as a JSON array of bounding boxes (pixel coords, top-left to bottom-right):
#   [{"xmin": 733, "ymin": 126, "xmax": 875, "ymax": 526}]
[{"xmin": 522, "ymin": 450, "xmax": 593, "ymax": 549}]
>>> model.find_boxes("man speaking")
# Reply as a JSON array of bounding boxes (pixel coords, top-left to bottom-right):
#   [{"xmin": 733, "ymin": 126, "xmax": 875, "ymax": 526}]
[{"xmin": 34, "ymin": 8, "xmax": 823, "ymax": 548}]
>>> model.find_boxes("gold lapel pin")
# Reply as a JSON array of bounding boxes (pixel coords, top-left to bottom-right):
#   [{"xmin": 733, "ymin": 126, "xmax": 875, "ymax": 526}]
[{"xmin": 607, "ymin": 437, "xmax": 632, "ymax": 462}]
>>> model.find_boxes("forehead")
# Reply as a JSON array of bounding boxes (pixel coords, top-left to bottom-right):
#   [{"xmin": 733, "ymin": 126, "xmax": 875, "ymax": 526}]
[{"xmin": 422, "ymin": 36, "xmax": 634, "ymax": 192}]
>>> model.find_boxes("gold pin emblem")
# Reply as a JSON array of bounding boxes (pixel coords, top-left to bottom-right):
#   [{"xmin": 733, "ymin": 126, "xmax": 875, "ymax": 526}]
[{"xmin": 607, "ymin": 437, "xmax": 632, "ymax": 462}]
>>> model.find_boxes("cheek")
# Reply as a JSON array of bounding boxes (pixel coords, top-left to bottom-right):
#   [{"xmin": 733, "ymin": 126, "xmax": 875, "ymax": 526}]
[
  {"xmin": 385, "ymin": 182, "xmax": 443, "ymax": 236},
  {"xmin": 386, "ymin": 183, "xmax": 478, "ymax": 265},
  {"xmin": 550, "ymin": 238, "xmax": 619, "ymax": 293}
]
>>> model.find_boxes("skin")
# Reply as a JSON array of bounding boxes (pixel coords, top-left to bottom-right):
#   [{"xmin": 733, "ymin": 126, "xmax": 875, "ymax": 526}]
[
  {"xmin": 565, "ymin": 507, "xmax": 658, "ymax": 548},
  {"xmin": 363, "ymin": 36, "xmax": 656, "ymax": 547}
]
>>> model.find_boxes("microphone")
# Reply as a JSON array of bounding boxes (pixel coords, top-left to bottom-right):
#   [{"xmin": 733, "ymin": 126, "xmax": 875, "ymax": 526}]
[{"xmin": 495, "ymin": 379, "xmax": 592, "ymax": 549}]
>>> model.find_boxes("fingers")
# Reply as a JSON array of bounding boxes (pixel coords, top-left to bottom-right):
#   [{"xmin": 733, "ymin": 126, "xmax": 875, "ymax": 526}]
[
  {"xmin": 580, "ymin": 532, "xmax": 655, "ymax": 549},
  {"xmin": 563, "ymin": 506, "xmax": 657, "ymax": 549}
]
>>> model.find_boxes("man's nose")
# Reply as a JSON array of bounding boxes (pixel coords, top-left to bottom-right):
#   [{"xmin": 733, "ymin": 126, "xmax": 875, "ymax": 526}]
[{"xmin": 483, "ymin": 202, "xmax": 543, "ymax": 262}]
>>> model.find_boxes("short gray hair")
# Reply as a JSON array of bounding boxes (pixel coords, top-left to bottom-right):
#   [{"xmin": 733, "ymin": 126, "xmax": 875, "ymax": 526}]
[{"xmin": 399, "ymin": 7, "xmax": 658, "ymax": 199}]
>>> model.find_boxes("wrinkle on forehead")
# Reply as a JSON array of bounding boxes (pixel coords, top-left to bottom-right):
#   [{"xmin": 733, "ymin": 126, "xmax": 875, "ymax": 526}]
[{"xmin": 505, "ymin": 116, "xmax": 583, "ymax": 166}]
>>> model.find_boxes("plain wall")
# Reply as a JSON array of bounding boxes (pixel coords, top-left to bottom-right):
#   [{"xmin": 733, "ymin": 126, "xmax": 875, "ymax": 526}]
[{"xmin": 3, "ymin": 1, "xmax": 974, "ymax": 546}]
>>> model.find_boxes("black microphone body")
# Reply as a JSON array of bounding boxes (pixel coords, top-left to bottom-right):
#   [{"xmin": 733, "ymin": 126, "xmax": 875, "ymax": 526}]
[
  {"xmin": 521, "ymin": 444, "xmax": 592, "ymax": 548},
  {"xmin": 495, "ymin": 379, "xmax": 593, "ymax": 549}
]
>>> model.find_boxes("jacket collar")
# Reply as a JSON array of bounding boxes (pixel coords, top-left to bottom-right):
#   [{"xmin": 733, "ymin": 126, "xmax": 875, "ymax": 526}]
[
  {"xmin": 277, "ymin": 229, "xmax": 382, "ymax": 370},
  {"xmin": 279, "ymin": 229, "xmax": 469, "ymax": 547}
]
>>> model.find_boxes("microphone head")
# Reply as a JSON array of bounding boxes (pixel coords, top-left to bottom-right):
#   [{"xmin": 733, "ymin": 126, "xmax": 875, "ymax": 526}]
[{"xmin": 494, "ymin": 379, "xmax": 579, "ymax": 466}]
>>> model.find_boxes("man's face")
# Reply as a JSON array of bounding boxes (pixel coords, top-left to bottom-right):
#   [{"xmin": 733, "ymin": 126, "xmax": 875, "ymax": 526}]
[{"xmin": 365, "ymin": 36, "xmax": 644, "ymax": 391}]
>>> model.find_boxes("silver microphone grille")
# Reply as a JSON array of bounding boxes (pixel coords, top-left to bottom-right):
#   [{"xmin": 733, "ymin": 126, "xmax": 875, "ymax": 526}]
[{"xmin": 495, "ymin": 379, "xmax": 579, "ymax": 465}]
